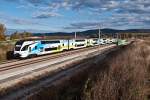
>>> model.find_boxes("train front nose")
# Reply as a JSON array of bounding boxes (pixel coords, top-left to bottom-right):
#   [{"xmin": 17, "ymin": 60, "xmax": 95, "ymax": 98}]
[
  {"xmin": 14, "ymin": 52, "xmax": 21, "ymax": 58},
  {"xmin": 14, "ymin": 51, "xmax": 29, "ymax": 58}
]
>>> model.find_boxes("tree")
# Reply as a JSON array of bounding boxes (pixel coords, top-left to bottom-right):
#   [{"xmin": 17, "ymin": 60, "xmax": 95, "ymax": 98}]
[
  {"xmin": 10, "ymin": 31, "xmax": 20, "ymax": 40},
  {"xmin": 10, "ymin": 31, "xmax": 32, "ymax": 40},
  {"xmin": 0, "ymin": 23, "xmax": 6, "ymax": 41},
  {"xmin": 21, "ymin": 31, "xmax": 32, "ymax": 38}
]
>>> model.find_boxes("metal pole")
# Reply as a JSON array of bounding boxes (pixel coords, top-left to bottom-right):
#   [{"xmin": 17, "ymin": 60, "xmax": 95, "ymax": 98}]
[
  {"xmin": 117, "ymin": 33, "xmax": 119, "ymax": 39},
  {"xmin": 117, "ymin": 33, "xmax": 119, "ymax": 45},
  {"xmin": 98, "ymin": 25, "xmax": 101, "ymax": 48},
  {"xmin": 75, "ymin": 31, "xmax": 76, "ymax": 39},
  {"xmin": 98, "ymin": 25, "xmax": 101, "ymax": 40}
]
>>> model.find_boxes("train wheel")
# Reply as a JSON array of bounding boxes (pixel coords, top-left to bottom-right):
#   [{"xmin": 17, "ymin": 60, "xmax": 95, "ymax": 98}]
[{"xmin": 29, "ymin": 54, "xmax": 37, "ymax": 58}]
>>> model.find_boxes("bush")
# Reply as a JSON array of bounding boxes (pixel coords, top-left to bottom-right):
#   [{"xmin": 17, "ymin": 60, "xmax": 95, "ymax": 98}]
[
  {"xmin": 84, "ymin": 40, "xmax": 150, "ymax": 100},
  {"xmin": 0, "ymin": 44, "xmax": 14, "ymax": 61}
]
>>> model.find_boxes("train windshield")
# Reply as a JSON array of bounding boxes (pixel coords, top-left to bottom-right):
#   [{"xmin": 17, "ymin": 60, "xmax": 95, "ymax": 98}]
[
  {"xmin": 21, "ymin": 45, "xmax": 29, "ymax": 51},
  {"xmin": 15, "ymin": 40, "xmax": 24, "ymax": 46},
  {"xmin": 15, "ymin": 40, "xmax": 24, "ymax": 51},
  {"xmin": 15, "ymin": 46, "xmax": 21, "ymax": 51}
]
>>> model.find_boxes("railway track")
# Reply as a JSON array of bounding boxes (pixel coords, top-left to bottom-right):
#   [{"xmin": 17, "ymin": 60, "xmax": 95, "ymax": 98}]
[
  {"xmin": 0, "ymin": 45, "xmax": 116, "ymax": 100},
  {"xmin": 0, "ymin": 59, "xmax": 19, "ymax": 65},
  {"xmin": 0, "ymin": 45, "xmax": 115, "ymax": 84},
  {"xmin": 0, "ymin": 46, "xmax": 93, "ymax": 65},
  {"xmin": 0, "ymin": 45, "xmax": 106, "ymax": 72}
]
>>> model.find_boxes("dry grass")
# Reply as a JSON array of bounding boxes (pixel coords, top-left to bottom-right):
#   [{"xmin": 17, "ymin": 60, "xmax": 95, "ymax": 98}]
[
  {"xmin": 84, "ymin": 40, "xmax": 150, "ymax": 100},
  {"xmin": 26, "ymin": 39, "xmax": 149, "ymax": 100},
  {"xmin": 0, "ymin": 43, "xmax": 14, "ymax": 61},
  {"xmin": 2, "ymin": 39, "xmax": 149, "ymax": 100},
  {"xmin": 25, "ymin": 39, "xmax": 150, "ymax": 100}
]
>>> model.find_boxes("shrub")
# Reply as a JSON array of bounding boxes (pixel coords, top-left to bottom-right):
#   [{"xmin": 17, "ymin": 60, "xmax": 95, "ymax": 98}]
[{"xmin": 84, "ymin": 40, "xmax": 150, "ymax": 100}]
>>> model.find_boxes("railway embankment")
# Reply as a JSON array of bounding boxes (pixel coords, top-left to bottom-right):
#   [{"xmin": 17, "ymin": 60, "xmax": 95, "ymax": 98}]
[
  {"xmin": 27, "ymin": 40, "xmax": 150, "ymax": 100},
  {"xmin": 26, "ymin": 45, "xmax": 127, "ymax": 100},
  {"xmin": 1, "ymin": 40, "xmax": 149, "ymax": 100}
]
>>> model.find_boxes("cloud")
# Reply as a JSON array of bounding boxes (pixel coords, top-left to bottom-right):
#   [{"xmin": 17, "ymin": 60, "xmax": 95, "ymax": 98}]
[
  {"xmin": 2, "ymin": 0, "xmax": 150, "ymax": 30},
  {"xmin": 4, "ymin": 0, "xmax": 48, "ymax": 6},
  {"xmin": 4, "ymin": 0, "xmax": 150, "ymax": 14},
  {"xmin": 0, "ymin": 13, "xmax": 47, "ymax": 26},
  {"xmin": 5, "ymin": 0, "xmax": 150, "ymax": 15},
  {"xmin": 4, "ymin": 0, "xmax": 20, "ymax": 3},
  {"xmin": 64, "ymin": 12, "xmax": 150, "ymax": 30},
  {"xmin": 32, "ymin": 12, "xmax": 61, "ymax": 19},
  {"xmin": 116, "ymin": 0, "xmax": 150, "ymax": 14},
  {"xmin": 64, "ymin": 0, "xmax": 150, "ymax": 29},
  {"xmin": 25, "ymin": 0, "xmax": 49, "ymax": 6},
  {"xmin": 11, "ymin": 18, "xmax": 38, "ymax": 25},
  {"xmin": 64, "ymin": 22, "xmax": 102, "ymax": 30}
]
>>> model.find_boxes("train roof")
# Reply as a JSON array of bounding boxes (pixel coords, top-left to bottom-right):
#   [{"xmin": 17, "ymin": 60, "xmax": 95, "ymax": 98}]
[
  {"xmin": 17, "ymin": 38, "xmax": 84, "ymax": 41},
  {"xmin": 16, "ymin": 38, "xmax": 107, "ymax": 42}
]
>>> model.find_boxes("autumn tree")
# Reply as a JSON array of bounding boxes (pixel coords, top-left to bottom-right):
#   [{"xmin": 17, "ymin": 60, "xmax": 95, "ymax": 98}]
[{"xmin": 0, "ymin": 23, "xmax": 6, "ymax": 41}]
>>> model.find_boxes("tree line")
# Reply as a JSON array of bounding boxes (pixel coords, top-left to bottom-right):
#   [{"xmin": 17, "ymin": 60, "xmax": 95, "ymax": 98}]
[
  {"xmin": 10, "ymin": 31, "xmax": 32, "ymax": 40},
  {"xmin": 0, "ymin": 23, "xmax": 150, "ymax": 41}
]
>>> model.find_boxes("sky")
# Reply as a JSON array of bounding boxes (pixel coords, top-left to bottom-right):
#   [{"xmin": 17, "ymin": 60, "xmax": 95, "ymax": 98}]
[{"xmin": 0, "ymin": 0, "xmax": 150, "ymax": 33}]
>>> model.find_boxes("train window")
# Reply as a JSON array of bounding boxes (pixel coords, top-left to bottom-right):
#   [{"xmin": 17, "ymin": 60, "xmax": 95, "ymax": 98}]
[
  {"xmin": 45, "ymin": 47, "xmax": 57, "ymax": 51},
  {"xmin": 41, "ymin": 41, "xmax": 60, "ymax": 44},
  {"xmin": 29, "ymin": 47, "xmax": 31, "ymax": 52},
  {"xmin": 76, "ymin": 44, "xmax": 85, "ymax": 47},
  {"xmin": 58, "ymin": 46, "xmax": 61, "ymax": 50},
  {"xmin": 40, "ymin": 47, "xmax": 43, "ymax": 52},
  {"xmin": 15, "ymin": 47, "xmax": 21, "ymax": 51},
  {"xmin": 75, "ymin": 40, "xmax": 85, "ymax": 42},
  {"xmin": 21, "ymin": 45, "xmax": 29, "ymax": 51},
  {"xmin": 35, "ymin": 46, "xmax": 37, "ymax": 49},
  {"xmin": 93, "ymin": 42, "xmax": 98, "ymax": 44},
  {"xmin": 15, "ymin": 40, "xmax": 24, "ymax": 46}
]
